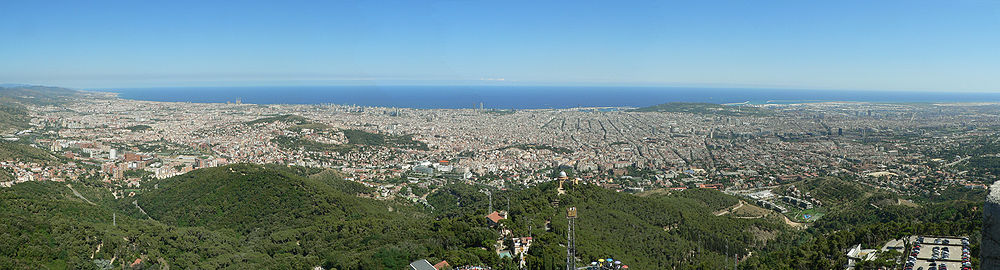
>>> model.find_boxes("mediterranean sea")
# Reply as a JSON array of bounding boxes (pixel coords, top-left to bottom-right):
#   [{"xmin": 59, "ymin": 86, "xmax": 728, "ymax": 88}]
[{"xmin": 95, "ymin": 86, "xmax": 1000, "ymax": 109}]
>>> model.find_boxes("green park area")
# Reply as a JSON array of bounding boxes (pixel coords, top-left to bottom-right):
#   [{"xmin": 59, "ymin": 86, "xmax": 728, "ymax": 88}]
[{"xmin": 789, "ymin": 207, "xmax": 827, "ymax": 223}]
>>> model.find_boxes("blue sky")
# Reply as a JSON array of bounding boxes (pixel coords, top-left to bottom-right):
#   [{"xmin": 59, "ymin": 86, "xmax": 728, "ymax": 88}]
[{"xmin": 1, "ymin": 0, "xmax": 998, "ymax": 91}]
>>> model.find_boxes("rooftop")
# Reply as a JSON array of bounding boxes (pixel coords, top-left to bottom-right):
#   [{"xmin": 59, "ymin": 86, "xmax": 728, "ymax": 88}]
[{"xmin": 409, "ymin": 259, "xmax": 436, "ymax": 270}]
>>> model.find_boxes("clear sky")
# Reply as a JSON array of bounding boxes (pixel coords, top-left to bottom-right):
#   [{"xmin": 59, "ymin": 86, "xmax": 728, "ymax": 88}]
[{"xmin": 1, "ymin": 0, "xmax": 998, "ymax": 91}]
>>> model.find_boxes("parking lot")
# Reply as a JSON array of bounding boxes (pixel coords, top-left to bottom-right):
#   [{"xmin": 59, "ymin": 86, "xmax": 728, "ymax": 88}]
[{"xmin": 904, "ymin": 236, "xmax": 971, "ymax": 270}]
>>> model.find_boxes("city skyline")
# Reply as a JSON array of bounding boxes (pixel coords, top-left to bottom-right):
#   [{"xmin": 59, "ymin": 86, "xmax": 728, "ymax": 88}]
[{"xmin": 2, "ymin": 0, "xmax": 999, "ymax": 92}]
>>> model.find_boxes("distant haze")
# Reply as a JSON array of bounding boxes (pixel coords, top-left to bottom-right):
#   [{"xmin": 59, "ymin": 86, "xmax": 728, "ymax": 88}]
[
  {"xmin": 100, "ymin": 86, "xmax": 1000, "ymax": 109},
  {"xmin": 2, "ymin": 1, "xmax": 999, "ymax": 92}
]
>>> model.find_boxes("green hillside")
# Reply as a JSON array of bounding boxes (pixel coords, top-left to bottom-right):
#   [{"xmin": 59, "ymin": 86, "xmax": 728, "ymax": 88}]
[
  {"xmin": 0, "ymin": 181, "xmax": 261, "ymax": 269},
  {"xmin": 427, "ymin": 182, "xmax": 788, "ymax": 269},
  {"xmin": 0, "ymin": 140, "xmax": 61, "ymax": 181},
  {"xmin": 0, "ymin": 101, "xmax": 29, "ymax": 132},
  {"xmin": 245, "ymin": 114, "xmax": 311, "ymax": 125},
  {"xmin": 308, "ymin": 168, "xmax": 374, "ymax": 195},
  {"xmin": 0, "ymin": 163, "xmax": 792, "ymax": 269},
  {"xmin": 742, "ymin": 177, "xmax": 983, "ymax": 269},
  {"xmin": 796, "ymin": 176, "xmax": 867, "ymax": 206},
  {"xmin": 136, "ymin": 164, "xmax": 392, "ymax": 232},
  {"xmin": 0, "ymin": 165, "xmax": 492, "ymax": 269},
  {"xmin": 1, "ymin": 163, "xmax": 982, "ymax": 269},
  {"xmin": 250, "ymin": 114, "xmax": 429, "ymax": 151},
  {"xmin": 342, "ymin": 129, "xmax": 429, "ymax": 150},
  {"xmin": 0, "ymin": 140, "xmax": 60, "ymax": 163},
  {"xmin": 132, "ymin": 164, "xmax": 508, "ymax": 269}
]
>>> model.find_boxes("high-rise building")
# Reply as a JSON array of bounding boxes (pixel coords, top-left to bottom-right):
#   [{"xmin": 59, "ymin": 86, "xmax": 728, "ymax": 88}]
[{"xmin": 109, "ymin": 149, "xmax": 117, "ymax": 160}]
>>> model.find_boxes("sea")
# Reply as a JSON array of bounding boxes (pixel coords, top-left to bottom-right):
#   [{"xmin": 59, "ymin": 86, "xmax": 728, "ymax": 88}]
[{"xmin": 95, "ymin": 86, "xmax": 1000, "ymax": 109}]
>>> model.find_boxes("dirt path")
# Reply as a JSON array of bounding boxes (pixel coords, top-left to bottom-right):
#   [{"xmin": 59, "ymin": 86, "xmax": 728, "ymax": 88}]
[
  {"xmin": 133, "ymin": 200, "xmax": 153, "ymax": 220},
  {"xmin": 91, "ymin": 241, "xmax": 103, "ymax": 259},
  {"xmin": 781, "ymin": 214, "xmax": 806, "ymax": 229},
  {"xmin": 157, "ymin": 258, "xmax": 169, "ymax": 270},
  {"xmin": 714, "ymin": 200, "xmax": 745, "ymax": 216},
  {"xmin": 420, "ymin": 188, "xmax": 438, "ymax": 201},
  {"xmin": 66, "ymin": 184, "xmax": 96, "ymax": 205},
  {"xmin": 731, "ymin": 201, "xmax": 746, "ymax": 211}
]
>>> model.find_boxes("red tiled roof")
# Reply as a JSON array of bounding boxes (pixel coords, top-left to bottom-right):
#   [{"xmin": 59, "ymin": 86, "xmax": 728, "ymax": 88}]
[
  {"xmin": 434, "ymin": 260, "xmax": 451, "ymax": 269},
  {"xmin": 486, "ymin": 211, "xmax": 504, "ymax": 223}
]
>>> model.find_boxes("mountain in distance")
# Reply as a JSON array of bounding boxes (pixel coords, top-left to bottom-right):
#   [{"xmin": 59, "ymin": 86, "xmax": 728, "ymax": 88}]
[
  {"xmin": 0, "ymin": 85, "xmax": 85, "ymax": 133},
  {"xmin": 0, "ymin": 85, "xmax": 86, "ymax": 106}
]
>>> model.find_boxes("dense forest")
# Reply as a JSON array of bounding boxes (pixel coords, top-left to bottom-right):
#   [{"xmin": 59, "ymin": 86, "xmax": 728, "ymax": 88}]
[
  {"xmin": 0, "ymin": 163, "xmax": 987, "ymax": 269},
  {"xmin": 1, "ymin": 164, "xmax": 502, "ymax": 269},
  {"xmin": 0, "ymin": 163, "xmax": 786, "ymax": 269}
]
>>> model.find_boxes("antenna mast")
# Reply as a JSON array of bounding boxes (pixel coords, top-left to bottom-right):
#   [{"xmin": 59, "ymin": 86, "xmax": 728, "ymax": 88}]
[{"xmin": 566, "ymin": 207, "xmax": 577, "ymax": 270}]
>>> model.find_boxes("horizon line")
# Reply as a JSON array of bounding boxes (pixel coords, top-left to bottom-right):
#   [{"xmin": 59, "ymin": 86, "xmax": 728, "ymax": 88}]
[{"xmin": 5, "ymin": 81, "xmax": 1000, "ymax": 94}]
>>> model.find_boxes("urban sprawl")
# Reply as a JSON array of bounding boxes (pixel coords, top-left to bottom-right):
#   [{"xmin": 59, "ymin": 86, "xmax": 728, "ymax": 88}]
[{"xmin": 4, "ymin": 92, "xmax": 999, "ymax": 221}]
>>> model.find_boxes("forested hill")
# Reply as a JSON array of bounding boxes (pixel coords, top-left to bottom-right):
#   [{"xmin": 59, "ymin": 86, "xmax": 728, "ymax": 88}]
[
  {"xmin": 134, "ymin": 164, "xmax": 391, "ymax": 233},
  {"xmin": 137, "ymin": 164, "xmax": 791, "ymax": 269},
  {"xmin": 2, "ymin": 164, "xmax": 481, "ymax": 269},
  {"xmin": 2, "ymin": 163, "xmax": 983, "ymax": 269},
  {"xmin": 1, "ymin": 163, "xmax": 793, "ymax": 269},
  {"xmin": 742, "ymin": 177, "xmax": 984, "ymax": 269},
  {"xmin": 427, "ymin": 182, "xmax": 789, "ymax": 269}
]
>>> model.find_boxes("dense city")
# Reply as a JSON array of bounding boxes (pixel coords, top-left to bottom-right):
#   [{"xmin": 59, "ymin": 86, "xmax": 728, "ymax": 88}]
[
  {"xmin": 2, "ymin": 89, "xmax": 997, "ymax": 270},
  {"xmin": 9, "ymin": 92, "xmax": 1000, "ymax": 197}
]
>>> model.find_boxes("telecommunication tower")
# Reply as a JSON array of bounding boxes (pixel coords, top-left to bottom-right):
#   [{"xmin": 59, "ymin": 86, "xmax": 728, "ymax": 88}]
[{"xmin": 567, "ymin": 207, "xmax": 577, "ymax": 270}]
